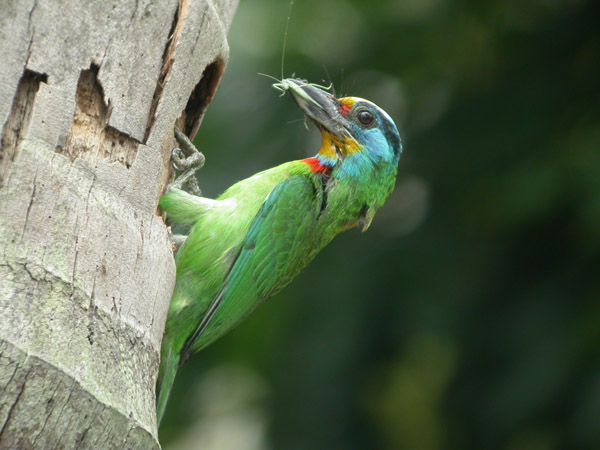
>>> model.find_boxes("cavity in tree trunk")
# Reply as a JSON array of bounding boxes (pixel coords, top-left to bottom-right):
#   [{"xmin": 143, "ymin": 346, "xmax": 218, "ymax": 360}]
[{"xmin": 0, "ymin": 0, "xmax": 238, "ymax": 447}]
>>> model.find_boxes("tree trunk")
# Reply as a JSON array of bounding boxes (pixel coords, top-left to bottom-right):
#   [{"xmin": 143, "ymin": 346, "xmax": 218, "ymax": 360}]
[{"xmin": 0, "ymin": 0, "xmax": 238, "ymax": 447}]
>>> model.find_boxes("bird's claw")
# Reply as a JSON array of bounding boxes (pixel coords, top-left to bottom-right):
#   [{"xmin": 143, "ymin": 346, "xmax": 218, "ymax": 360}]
[
  {"xmin": 171, "ymin": 146, "xmax": 205, "ymax": 172},
  {"xmin": 171, "ymin": 147, "xmax": 187, "ymax": 171},
  {"xmin": 167, "ymin": 127, "xmax": 205, "ymax": 195}
]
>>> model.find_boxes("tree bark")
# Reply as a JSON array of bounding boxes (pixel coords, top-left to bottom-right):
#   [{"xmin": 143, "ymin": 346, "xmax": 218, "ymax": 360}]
[{"xmin": 0, "ymin": 0, "xmax": 238, "ymax": 447}]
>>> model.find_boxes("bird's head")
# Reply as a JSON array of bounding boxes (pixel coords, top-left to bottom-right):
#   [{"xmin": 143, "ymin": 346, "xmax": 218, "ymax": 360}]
[{"xmin": 278, "ymin": 78, "xmax": 402, "ymax": 172}]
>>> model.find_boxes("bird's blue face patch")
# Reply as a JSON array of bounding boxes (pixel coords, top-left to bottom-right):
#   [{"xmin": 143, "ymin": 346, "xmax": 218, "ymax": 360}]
[{"xmin": 340, "ymin": 98, "xmax": 401, "ymax": 168}]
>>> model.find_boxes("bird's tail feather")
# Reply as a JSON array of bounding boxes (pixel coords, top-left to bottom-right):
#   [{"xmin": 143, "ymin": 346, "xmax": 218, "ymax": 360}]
[{"xmin": 156, "ymin": 344, "xmax": 180, "ymax": 427}]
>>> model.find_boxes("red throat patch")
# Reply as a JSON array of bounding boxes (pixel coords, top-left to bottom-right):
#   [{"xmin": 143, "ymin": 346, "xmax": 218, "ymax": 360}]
[{"xmin": 302, "ymin": 157, "xmax": 331, "ymax": 175}]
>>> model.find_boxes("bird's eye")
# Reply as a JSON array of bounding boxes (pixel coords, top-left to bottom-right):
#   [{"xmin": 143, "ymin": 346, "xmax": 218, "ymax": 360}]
[{"xmin": 357, "ymin": 109, "xmax": 375, "ymax": 126}]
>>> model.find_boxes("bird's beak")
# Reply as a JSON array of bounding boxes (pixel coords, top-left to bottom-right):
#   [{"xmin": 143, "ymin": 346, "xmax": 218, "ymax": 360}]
[{"xmin": 277, "ymin": 79, "xmax": 348, "ymax": 140}]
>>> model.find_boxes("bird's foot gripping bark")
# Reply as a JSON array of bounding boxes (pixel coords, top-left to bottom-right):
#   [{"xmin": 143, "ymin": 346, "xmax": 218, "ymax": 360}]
[{"xmin": 167, "ymin": 126, "xmax": 205, "ymax": 195}]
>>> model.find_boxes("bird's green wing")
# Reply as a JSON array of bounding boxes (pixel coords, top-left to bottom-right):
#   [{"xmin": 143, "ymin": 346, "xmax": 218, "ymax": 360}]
[{"xmin": 181, "ymin": 174, "xmax": 323, "ymax": 357}]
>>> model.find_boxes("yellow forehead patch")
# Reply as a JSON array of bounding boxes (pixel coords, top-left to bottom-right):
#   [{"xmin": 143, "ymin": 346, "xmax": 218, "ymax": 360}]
[{"xmin": 338, "ymin": 97, "xmax": 357, "ymax": 107}]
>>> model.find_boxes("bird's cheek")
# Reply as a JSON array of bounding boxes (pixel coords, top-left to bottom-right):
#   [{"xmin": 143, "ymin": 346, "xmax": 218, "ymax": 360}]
[{"xmin": 340, "ymin": 136, "xmax": 362, "ymax": 155}]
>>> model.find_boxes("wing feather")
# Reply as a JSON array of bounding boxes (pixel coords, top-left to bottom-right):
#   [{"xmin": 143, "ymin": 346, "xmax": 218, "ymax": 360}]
[{"xmin": 182, "ymin": 175, "xmax": 322, "ymax": 356}]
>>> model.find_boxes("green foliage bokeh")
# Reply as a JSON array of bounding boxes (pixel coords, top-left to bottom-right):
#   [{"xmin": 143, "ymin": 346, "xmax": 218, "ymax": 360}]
[{"xmin": 161, "ymin": 1, "xmax": 600, "ymax": 449}]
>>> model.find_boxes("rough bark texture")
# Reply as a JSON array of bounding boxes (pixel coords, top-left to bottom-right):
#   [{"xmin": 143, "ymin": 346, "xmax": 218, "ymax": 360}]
[{"xmin": 0, "ymin": 0, "xmax": 238, "ymax": 447}]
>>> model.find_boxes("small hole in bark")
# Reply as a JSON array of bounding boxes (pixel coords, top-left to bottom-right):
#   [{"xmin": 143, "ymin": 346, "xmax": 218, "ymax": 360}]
[{"xmin": 56, "ymin": 63, "xmax": 139, "ymax": 168}]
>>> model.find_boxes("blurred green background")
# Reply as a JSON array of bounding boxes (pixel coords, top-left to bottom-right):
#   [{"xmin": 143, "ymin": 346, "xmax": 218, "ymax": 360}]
[{"xmin": 160, "ymin": 0, "xmax": 600, "ymax": 448}]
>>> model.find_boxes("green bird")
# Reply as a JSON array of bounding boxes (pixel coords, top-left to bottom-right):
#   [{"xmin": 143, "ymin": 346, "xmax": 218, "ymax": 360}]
[{"xmin": 156, "ymin": 79, "xmax": 402, "ymax": 424}]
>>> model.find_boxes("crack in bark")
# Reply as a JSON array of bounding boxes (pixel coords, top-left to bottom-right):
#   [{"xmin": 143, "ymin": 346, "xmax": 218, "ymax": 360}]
[
  {"xmin": 20, "ymin": 166, "xmax": 38, "ymax": 239},
  {"xmin": 120, "ymin": 422, "xmax": 135, "ymax": 447},
  {"xmin": 129, "ymin": 0, "xmax": 140, "ymax": 22},
  {"xmin": 46, "ymin": 378, "xmax": 76, "ymax": 448},
  {"xmin": 73, "ymin": 424, "xmax": 91, "ymax": 449},
  {"xmin": 26, "ymin": 0, "xmax": 38, "ymax": 34},
  {"xmin": 0, "ymin": 359, "xmax": 20, "ymax": 396},
  {"xmin": 29, "ymin": 373, "xmax": 62, "ymax": 446},
  {"xmin": 84, "ymin": 174, "xmax": 96, "ymax": 237},
  {"xmin": 133, "ymin": 218, "xmax": 145, "ymax": 275},
  {"xmin": 71, "ymin": 216, "xmax": 80, "ymax": 287},
  {"xmin": 0, "ymin": 69, "xmax": 47, "ymax": 189},
  {"xmin": 0, "ymin": 367, "xmax": 31, "ymax": 439},
  {"xmin": 89, "ymin": 404, "xmax": 110, "ymax": 449},
  {"xmin": 143, "ymin": 0, "xmax": 191, "ymax": 143},
  {"xmin": 72, "ymin": 398, "xmax": 101, "ymax": 450}
]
